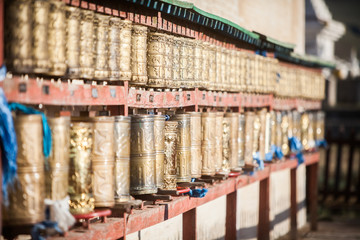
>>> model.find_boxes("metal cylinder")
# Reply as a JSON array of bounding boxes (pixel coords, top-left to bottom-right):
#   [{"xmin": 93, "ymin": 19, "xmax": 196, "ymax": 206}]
[
  {"xmin": 189, "ymin": 112, "xmax": 202, "ymax": 178},
  {"xmin": 114, "ymin": 116, "xmax": 131, "ymax": 203},
  {"xmin": 264, "ymin": 112, "xmax": 272, "ymax": 156},
  {"xmin": 308, "ymin": 113, "xmax": 316, "ymax": 149},
  {"xmin": 270, "ymin": 111, "xmax": 276, "ymax": 147},
  {"xmin": 154, "ymin": 115, "xmax": 166, "ymax": 188},
  {"xmin": 215, "ymin": 46, "xmax": 223, "ymax": 91},
  {"xmin": 3, "ymin": 115, "xmax": 45, "ymax": 225},
  {"xmin": 148, "ymin": 32, "xmax": 166, "ymax": 87},
  {"xmin": 108, "ymin": 17, "xmax": 121, "ymax": 80},
  {"xmin": 179, "ymin": 38, "xmax": 189, "ymax": 88},
  {"xmin": 94, "ymin": 14, "xmax": 110, "ymax": 80},
  {"xmin": 130, "ymin": 115, "xmax": 157, "ymax": 195},
  {"xmin": 163, "ymin": 121, "xmax": 178, "ymax": 190},
  {"xmin": 244, "ymin": 112, "xmax": 255, "ymax": 165},
  {"xmin": 65, "ymin": 6, "xmax": 80, "ymax": 78},
  {"xmin": 214, "ymin": 112, "xmax": 224, "ymax": 172},
  {"xmin": 131, "ymin": 25, "xmax": 148, "ymax": 85},
  {"xmin": 46, "ymin": 116, "xmax": 70, "ymax": 201},
  {"xmin": 208, "ymin": 44, "xmax": 217, "ymax": 90},
  {"xmin": 281, "ymin": 113, "xmax": 290, "ymax": 155},
  {"xmin": 68, "ymin": 119, "xmax": 94, "ymax": 214},
  {"xmin": 201, "ymin": 42, "xmax": 210, "ymax": 90},
  {"xmin": 186, "ymin": 39, "xmax": 195, "ymax": 88},
  {"xmin": 315, "ymin": 111, "xmax": 325, "ymax": 141},
  {"xmin": 258, "ymin": 109, "xmax": 267, "ymax": 160},
  {"xmin": 119, "ymin": 20, "xmax": 132, "ymax": 81},
  {"xmin": 33, "ymin": 0, "xmax": 50, "ymax": 74},
  {"xmin": 226, "ymin": 112, "xmax": 239, "ymax": 170},
  {"xmin": 48, "ymin": 0, "xmax": 66, "ymax": 76},
  {"xmin": 292, "ymin": 111, "xmax": 301, "ymax": 140},
  {"xmin": 174, "ymin": 114, "xmax": 191, "ymax": 182},
  {"xmin": 238, "ymin": 114, "xmax": 245, "ymax": 167},
  {"xmin": 221, "ymin": 116, "xmax": 231, "ymax": 173},
  {"xmin": 79, "ymin": 9, "xmax": 95, "ymax": 79},
  {"xmin": 201, "ymin": 112, "xmax": 216, "ymax": 176},
  {"xmin": 164, "ymin": 35, "xmax": 174, "ymax": 88},
  {"xmin": 224, "ymin": 49, "xmax": 231, "ymax": 91},
  {"xmin": 194, "ymin": 40, "xmax": 203, "ymax": 89},
  {"xmin": 172, "ymin": 37, "xmax": 181, "ymax": 88},
  {"xmin": 5, "ymin": 0, "xmax": 33, "ymax": 73}
]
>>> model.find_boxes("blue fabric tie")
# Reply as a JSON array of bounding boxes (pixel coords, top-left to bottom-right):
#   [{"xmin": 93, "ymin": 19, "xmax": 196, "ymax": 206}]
[
  {"xmin": 288, "ymin": 137, "xmax": 304, "ymax": 166},
  {"xmin": 316, "ymin": 139, "xmax": 328, "ymax": 148},
  {"xmin": 31, "ymin": 221, "xmax": 63, "ymax": 240},
  {"xmin": 253, "ymin": 152, "xmax": 264, "ymax": 170},
  {"xmin": 186, "ymin": 188, "xmax": 208, "ymax": 198}
]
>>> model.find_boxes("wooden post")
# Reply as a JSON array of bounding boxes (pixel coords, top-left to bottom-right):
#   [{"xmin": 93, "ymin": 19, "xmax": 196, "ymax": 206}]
[
  {"xmin": 308, "ymin": 162, "xmax": 318, "ymax": 231},
  {"xmin": 258, "ymin": 178, "xmax": 270, "ymax": 240},
  {"xmin": 183, "ymin": 208, "xmax": 197, "ymax": 240},
  {"xmin": 225, "ymin": 191, "xmax": 237, "ymax": 239},
  {"xmin": 290, "ymin": 168, "xmax": 297, "ymax": 239}
]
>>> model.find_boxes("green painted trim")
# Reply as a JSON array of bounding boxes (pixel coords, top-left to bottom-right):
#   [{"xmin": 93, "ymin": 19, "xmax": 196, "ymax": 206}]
[{"xmin": 266, "ymin": 36, "xmax": 295, "ymax": 50}]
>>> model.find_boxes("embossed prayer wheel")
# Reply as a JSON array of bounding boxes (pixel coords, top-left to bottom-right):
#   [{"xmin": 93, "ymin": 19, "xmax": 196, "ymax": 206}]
[
  {"xmin": 281, "ymin": 113, "xmax": 290, "ymax": 155},
  {"xmin": 221, "ymin": 116, "xmax": 231, "ymax": 173},
  {"xmin": 215, "ymin": 46, "xmax": 222, "ymax": 91},
  {"xmin": 164, "ymin": 35, "xmax": 174, "ymax": 88},
  {"xmin": 91, "ymin": 116, "xmax": 115, "ymax": 208},
  {"xmin": 33, "ymin": 0, "xmax": 50, "ymax": 74},
  {"xmin": 79, "ymin": 9, "xmax": 95, "ymax": 79},
  {"xmin": 46, "ymin": 117, "xmax": 70, "ymax": 201},
  {"xmin": 172, "ymin": 37, "xmax": 181, "ymax": 88},
  {"xmin": 108, "ymin": 17, "xmax": 121, "ymax": 80},
  {"xmin": 186, "ymin": 39, "xmax": 195, "ymax": 88},
  {"xmin": 131, "ymin": 25, "xmax": 148, "ymax": 85},
  {"xmin": 130, "ymin": 115, "xmax": 157, "ymax": 194},
  {"xmin": 238, "ymin": 114, "xmax": 245, "ymax": 167},
  {"xmin": 68, "ymin": 119, "xmax": 94, "ymax": 214},
  {"xmin": 94, "ymin": 14, "xmax": 110, "ymax": 80},
  {"xmin": 189, "ymin": 112, "xmax": 202, "ymax": 178},
  {"xmin": 270, "ymin": 111, "xmax": 277, "ymax": 147},
  {"xmin": 202, "ymin": 42, "xmax": 210, "ymax": 90},
  {"xmin": 258, "ymin": 109, "xmax": 267, "ymax": 160},
  {"xmin": 179, "ymin": 38, "xmax": 189, "ymax": 88},
  {"xmin": 194, "ymin": 40, "xmax": 203, "ymax": 89},
  {"xmin": 5, "ymin": 0, "xmax": 33, "ymax": 73},
  {"xmin": 215, "ymin": 112, "xmax": 224, "ymax": 172},
  {"xmin": 163, "ymin": 121, "xmax": 178, "ymax": 190},
  {"xmin": 224, "ymin": 49, "xmax": 231, "ymax": 91},
  {"xmin": 264, "ymin": 112, "xmax": 272, "ymax": 156},
  {"xmin": 148, "ymin": 32, "xmax": 166, "ymax": 87},
  {"xmin": 174, "ymin": 114, "xmax": 191, "ymax": 182},
  {"xmin": 292, "ymin": 111, "xmax": 301, "ymax": 140},
  {"xmin": 208, "ymin": 44, "xmax": 217, "ymax": 90},
  {"xmin": 3, "ymin": 115, "xmax": 45, "ymax": 225},
  {"xmin": 315, "ymin": 111, "xmax": 325, "ymax": 141},
  {"xmin": 114, "ymin": 116, "xmax": 131, "ymax": 203},
  {"xmin": 244, "ymin": 112, "xmax": 255, "ymax": 165},
  {"xmin": 48, "ymin": 0, "xmax": 66, "ymax": 76},
  {"xmin": 275, "ymin": 111, "xmax": 283, "ymax": 148},
  {"xmin": 154, "ymin": 115, "xmax": 166, "ymax": 188},
  {"xmin": 308, "ymin": 113, "xmax": 316, "ymax": 149},
  {"xmin": 220, "ymin": 46, "xmax": 227, "ymax": 91},
  {"xmin": 201, "ymin": 112, "xmax": 216, "ymax": 176},
  {"xmin": 253, "ymin": 114, "xmax": 261, "ymax": 155},
  {"xmin": 119, "ymin": 20, "xmax": 132, "ymax": 81},
  {"xmin": 65, "ymin": 6, "xmax": 80, "ymax": 78},
  {"xmin": 226, "ymin": 112, "xmax": 239, "ymax": 170}
]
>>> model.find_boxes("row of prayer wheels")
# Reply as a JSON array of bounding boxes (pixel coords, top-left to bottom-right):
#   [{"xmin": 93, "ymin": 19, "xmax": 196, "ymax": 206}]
[
  {"xmin": 3, "ymin": 110, "xmax": 325, "ymax": 225},
  {"xmin": 5, "ymin": 0, "xmax": 325, "ymax": 100}
]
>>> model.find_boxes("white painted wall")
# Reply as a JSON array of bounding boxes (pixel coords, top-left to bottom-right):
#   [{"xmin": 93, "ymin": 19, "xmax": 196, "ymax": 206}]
[{"xmin": 297, "ymin": 164, "xmax": 307, "ymax": 229}]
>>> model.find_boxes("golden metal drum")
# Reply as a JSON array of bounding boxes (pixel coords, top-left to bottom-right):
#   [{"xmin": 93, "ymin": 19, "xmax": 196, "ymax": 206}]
[
  {"xmin": 154, "ymin": 115, "xmax": 166, "ymax": 188},
  {"xmin": 5, "ymin": 0, "xmax": 33, "ymax": 73},
  {"xmin": 226, "ymin": 112, "xmax": 239, "ymax": 170},
  {"xmin": 244, "ymin": 112, "xmax": 255, "ymax": 165},
  {"xmin": 172, "ymin": 37, "xmax": 181, "ymax": 88},
  {"xmin": 224, "ymin": 49, "xmax": 231, "ymax": 91},
  {"xmin": 186, "ymin": 39, "xmax": 195, "ymax": 88},
  {"xmin": 131, "ymin": 25, "xmax": 148, "ymax": 85},
  {"xmin": 189, "ymin": 112, "xmax": 202, "ymax": 178},
  {"xmin": 292, "ymin": 111, "xmax": 301, "ymax": 140},
  {"xmin": 215, "ymin": 46, "xmax": 223, "ymax": 91},
  {"xmin": 94, "ymin": 14, "xmax": 110, "ymax": 80},
  {"xmin": 287, "ymin": 111, "xmax": 293, "ymax": 138},
  {"xmin": 264, "ymin": 112, "xmax": 272, "ymax": 156},
  {"xmin": 79, "ymin": 10, "xmax": 95, "ymax": 79},
  {"xmin": 164, "ymin": 35, "xmax": 174, "ymax": 88},
  {"xmin": 221, "ymin": 116, "xmax": 231, "ymax": 173},
  {"xmin": 91, "ymin": 116, "xmax": 115, "ymax": 208},
  {"xmin": 308, "ymin": 113, "xmax": 316, "ymax": 149},
  {"xmin": 148, "ymin": 32, "xmax": 166, "ymax": 87},
  {"xmin": 69, "ymin": 119, "xmax": 94, "ymax": 214},
  {"xmin": 163, "ymin": 121, "xmax": 178, "ymax": 190},
  {"xmin": 3, "ymin": 115, "xmax": 45, "ymax": 225},
  {"xmin": 119, "ymin": 20, "xmax": 132, "ymax": 81},
  {"xmin": 238, "ymin": 114, "xmax": 245, "ymax": 167},
  {"xmin": 201, "ymin": 112, "xmax": 216, "ymax": 176},
  {"xmin": 65, "ymin": 6, "xmax": 80, "ymax": 78},
  {"xmin": 33, "ymin": 0, "xmax": 50, "ymax": 74},
  {"xmin": 108, "ymin": 17, "xmax": 121, "ymax": 80},
  {"xmin": 315, "ymin": 111, "xmax": 325, "ymax": 140},
  {"xmin": 258, "ymin": 109, "xmax": 266, "ymax": 160},
  {"xmin": 201, "ymin": 42, "xmax": 210, "ymax": 90},
  {"xmin": 46, "ymin": 117, "xmax": 70, "ymax": 200},
  {"xmin": 130, "ymin": 115, "xmax": 157, "ymax": 195},
  {"xmin": 48, "ymin": 0, "xmax": 66, "ymax": 76},
  {"xmin": 174, "ymin": 114, "xmax": 191, "ymax": 182},
  {"xmin": 220, "ymin": 46, "xmax": 227, "ymax": 91},
  {"xmin": 114, "ymin": 116, "xmax": 131, "ymax": 202},
  {"xmin": 215, "ymin": 112, "xmax": 224, "ymax": 172},
  {"xmin": 194, "ymin": 40, "xmax": 203, "ymax": 89},
  {"xmin": 281, "ymin": 113, "xmax": 290, "ymax": 155},
  {"xmin": 229, "ymin": 50, "xmax": 236, "ymax": 91},
  {"xmin": 208, "ymin": 44, "xmax": 217, "ymax": 90},
  {"xmin": 270, "ymin": 111, "xmax": 276, "ymax": 147},
  {"xmin": 179, "ymin": 38, "xmax": 188, "ymax": 88}
]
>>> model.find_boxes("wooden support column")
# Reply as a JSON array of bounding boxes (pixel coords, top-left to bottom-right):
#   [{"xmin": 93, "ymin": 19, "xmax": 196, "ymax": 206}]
[
  {"xmin": 308, "ymin": 162, "xmax": 318, "ymax": 231},
  {"xmin": 183, "ymin": 208, "xmax": 197, "ymax": 240},
  {"xmin": 258, "ymin": 177, "xmax": 270, "ymax": 240},
  {"xmin": 225, "ymin": 191, "xmax": 237, "ymax": 240},
  {"xmin": 290, "ymin": 168, "xmax": 297, "ymax": 240}
]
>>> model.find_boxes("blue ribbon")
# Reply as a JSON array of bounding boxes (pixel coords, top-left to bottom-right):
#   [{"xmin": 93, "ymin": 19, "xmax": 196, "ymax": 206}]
[
  {"xmin": 0, "ymin": 65, "xmax": 7, "ymax": 81},
  {"xmin": 253, "ymin": 152, "xmax": 264, "ymax": 170},
  {"xmin": 31, "ymin": 221, "xmax": 63, "ymax": 240},
  {"xmin": 186, "ymin": 188, "xmax": 208, "ymax": 198},
  {"xmin": 0, "ymin": 89, "xmax": 18, "ymax": 205},
  {"xmin": 316, "ymin": 139, "xmax": 328, "ymax": 148},
  {"xmin": 270, "ymin": 145, "xmax": 284, "ymax": 160},
  {"xmin": 165, "ymin": 114, "xmax": 170, "ymax": 121},
  {"xmin": 288, "ymin": 137, "xmax": 305, "ymax": 166}
]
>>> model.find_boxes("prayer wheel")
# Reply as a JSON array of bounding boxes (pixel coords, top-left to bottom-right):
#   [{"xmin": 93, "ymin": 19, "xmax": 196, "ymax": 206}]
[
  {"xmin": 163, "ymin": 121, "xmax": 178, "ymax": 190},
  {"xmin": 201, "ymin": 112, "xmax": 216, "ymax": 176},
  {"xmin": 164, "ymin": 35, "xmax": 174, "ymax": 88},
  {"xmin": 79, "ymin": 9, "xmax": 95, "ymax": 79},
  {"xmin": 201, "ymin": 42, "xmax": 210, "ymax": 90},
  {"xmin": 214, "ymin": 112, "xmax": 224, "ymax": 172},
  {"xmin": 221, "ymin": 116, "xmax": 231, "ymax": 173},
  {"xmin": 154, "ymin": 115, "xmax": 166, "ymax": 188},
  {"xmin": 194, "ymin": 40, "xmax": 203, "ymax": 89},
  {"xmin": 264, "ymin": 112, "xmax": 272, "ymax": 156},
  {"xmin": 258, "ymin": 109, "xmax": 267, "ymax": 160},
  {"xmin": 186, "ymin": 39, "xmax": 195, "ymax": 88},
  {"xmin": 189, "ymin": 112, "xmax": 202, "ymax": 178},
  {"xmin": 238, "ymin": 114, "xmax": 245, "ymax": 167},
  {"xmin": 94, "ymin": 14, "xmax": 110, "ymax": 80},
  {"xmin": 108, "ymin": 17, "xmax": 121, "ymax": 80},
  {"xmin": 65, "ymin": 6, "xmax": 80, "ymax": 78},
  {"xmin": 147, "ymin": 32, "xmax": 166, "ymax": 87},
  {"xmin": 174, "ymin": 114, "xmax": 191, "ymax": 182},
  {"xmin": 208, "ymin": 44, "xmax": 217, "ymax": 90},
  {"xmin": 131, "ymin": 25, "xmax": 148, "ymax": 85},
  {"xmin": 119, "ymin": 20, "xmax": 132, "ymax": 81},
  {"xmin": 172, "ymin": 37, "xmax": 181, "ymax": 88},
  {"xmin": 315, "ymin": 111, "xmax": 325, "ymax": 141},
  {"xmin": 308, "ymin": 113, "xmax": 316, "ymax": 149},
  {"xmin": 225, "ymin": 112, "xmax": 239, "ymax": 170},
  {"xmin": 281, "ymin": 113, "xmax": 290, "ymax": 155},
  {"xmin": 253, "ymin": 114, "xmax": 261, "ymax": 155},
  {"xmin": 244, "ymin": 112, "xmax": 255, "ymax": 165},
  {"xmin": 292, "ymin": 111, "xmax": 301, "ymax": 140}
]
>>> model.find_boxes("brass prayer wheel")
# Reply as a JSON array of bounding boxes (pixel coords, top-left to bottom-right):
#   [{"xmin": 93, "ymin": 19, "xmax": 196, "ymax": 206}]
[
  {"xmin": 65, "ymin": 6, "xmax": 80, "ymax": 78},
  {"xmin": 225, "ymin": 112, "xmax": 239, "ymax": 170},
  {"xmin": 292, "ymin": 111, "xmax": 301, "ymax": 140},
  {"xmin": 201, "ymin": 42, "xmax": 210, "ymax": 90},
  {"xmin": 148, "ymin": 32, "xmax": 166, "ymax": 87},
  {"xmin": 33, "ymin": 0, "xmax": 50, "ymax": 74},
  {"xmin": 244, "ymin": 112, "xmax": 255, "ymax": 165},
  {"xmin": 131, "ymin": 25, "xmax": 148, "ymax": 85},
  {"xmin": 5, "ymin": 0, "xmax": 33, "ymax": 73},
  {"xmin": 275, "ymin": 111, "xmax": 283, "ymax": 148},
  {"xmin": 224, "ymin": 49, "xmax": 231, "ymax": 91},
  {"xmin": 253, "ymin": 114, "xmax": 260, "ymax": 155},
  {"xmin": 270, "ymin": 111, "xmax": 277, "ymax": 147},
  {"xmin": 179, "ymin": 38, "xmax": 189, "ymax": 88},
  {"xmin": 189, "ymin": 112, "xmax": 202, "ymax": 178},
  {"xmin": 114, "ymin": 116, "xmax": 131, "ymax": 202},
  {"xmin": 258, "ymin": 109, "xmax": 267, "ymax": 160},
  {"xmin": 186, "ymin": 39, "xmax": 195, "ymax": 88},
  {"xmin": 229, "ymin": 50, "xmax": 237, "ymax": 92},
  {"xmin": 315, "ymin": 111, "xmax": 325, "ymax": 140},
  {"xmin": 194, "ymin": 40, "xmax": 203, "ymax": 89},
  {"xmin": 130, "ymin": 115, "xmax": 157, "ymax": 195},
  {"xmin": 46, "ymin": 116, "xmax": 70, "ymax": 200},
  {"xmin": 91, "ymin": 116, "xmax": 115, "ymax": 208},
  {"xmin": 172, "ymin": 37, "xmax": 181, "ymax": 88},
  {"xmin": 215, "ymin": 46, "xmax": 223, "ymax": 91},
  {"xmin": 163, "ymin": 121, "xmax": 178, "ymax": 190},
  {"xmin": 201, "ymin": 112, "xmax": 216, "ymax": 176},
  {"xmin": 164, "ymin": 35, "xmax": 174, "ymax": 88},
  {"xmin": 94, "ymin": 14, "xmax": 110, "ymax": 80},
  {"xmin": 264, "ymin": 112, "xmax": 272, "ymax": 155},
  {"xmin": 3, "ymin": 115, "xmax": 45, "ymax": 225},
  {"xmin": 220, "ymin": 46, "xmax": 227, "ymax": 91},
  {"xmin": 221, "ymin": 116, "xmax": 231, "ymax": 173},
  {"xmin": 154, "ymin": 115, "xmax": 166, "ymax": 188},
  {"xmin": 48, "ymin": 0, "xmax": 66, "ymax": 76},
  {"xmin": 281, "ymin": 113, "xmax": 290, "ymax": 155},
  {"xmin": 238, "ymin": 114, "xmax": 245, "ymax": 167},
  {"xmin": 208, "ymin": 44, "xmax": 217, "ymax": 90},
  {"xmin": 174, "ymin": 114, "xmax": 191, "ymax": 182},
  {"xmin": 108, "ymin": 17, "xmax": 121, "ymax": 80},
  {"xmin": 308, "ymin": 113, "xmax": 316, "ymax": 149},
  {"xmin": 119, "ymin": 20, "xmax": 132, "ymax": 81},
  {"xmin": 287, "ymin": 111, "xmax": 293, "ymax": 138},
  {"xmin": 69, "ymin": 119, "xmax": 94, "ymax": 214},
  {"xmin": 79, "ymin": 9, "xmax": 95, "ymax": 79},
  {"xmin": 215, "ymin": 112, "xmax": 224, "ymax": 172}
]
